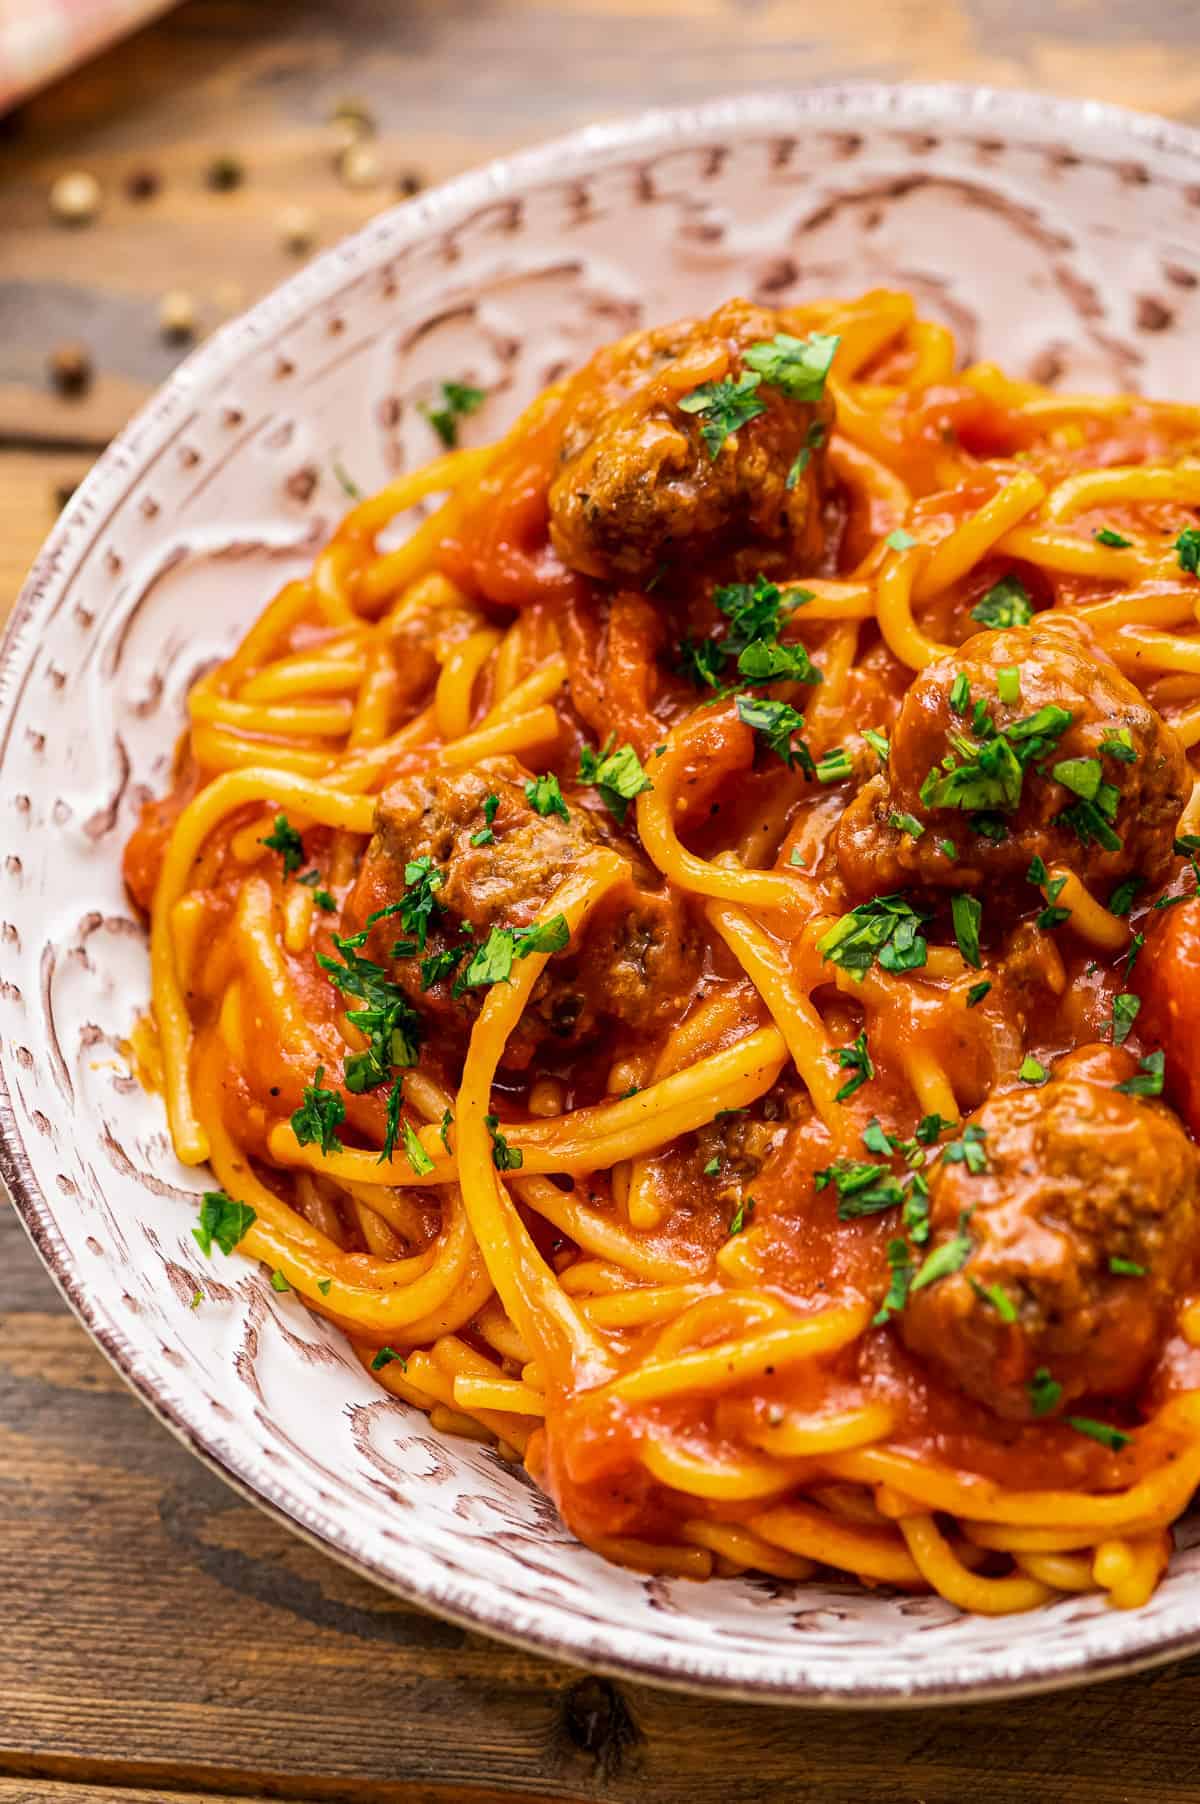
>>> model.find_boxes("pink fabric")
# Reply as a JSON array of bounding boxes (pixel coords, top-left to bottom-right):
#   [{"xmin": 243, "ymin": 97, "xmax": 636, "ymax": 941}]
[{"xmin": 0, "ymin": 0, "xmax": 176, "ymax": 112}]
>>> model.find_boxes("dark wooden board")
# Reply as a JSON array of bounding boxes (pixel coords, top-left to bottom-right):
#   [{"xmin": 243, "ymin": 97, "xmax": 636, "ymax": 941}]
[{"xmin": 6, "ymin": 2, "xmax": 1200, "ymax": 1798}]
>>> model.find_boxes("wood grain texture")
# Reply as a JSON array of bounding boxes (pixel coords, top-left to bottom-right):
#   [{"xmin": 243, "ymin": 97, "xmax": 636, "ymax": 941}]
[{"xmin": 5, "ymin": 2, "xmax": 1200, "ymax": 1799}]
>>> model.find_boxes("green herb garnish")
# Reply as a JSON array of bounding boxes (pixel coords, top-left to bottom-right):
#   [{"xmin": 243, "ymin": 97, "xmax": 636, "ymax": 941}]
[
  {"xmin": 1115, "ymin": 1050, "xmax": 1164, "ymax": 1097},
  {"xmin": 260, "ymin": 813, "xmax": 304, "ymax": 876},
  {"xmin": 970, "ymin": 575, "xmax": 1033, "ymax": 630},
  {"xmin": 291, "ymin": 1066, "xmax": 346, "ymax": 1155},
  {"xmin": 678, "ymin": 372, "xmax": 766, "ymax": 459},
  {"xmin": 578, "ymin": 735, "xmax": 653, "ymax": 824},
  {"xmin": 423, "ymin": 380, "xmax": 485, "ymax": 448},
  {"xmin": 193, "ymin": 1190, "xmax": 257, "ymax": 1258}
]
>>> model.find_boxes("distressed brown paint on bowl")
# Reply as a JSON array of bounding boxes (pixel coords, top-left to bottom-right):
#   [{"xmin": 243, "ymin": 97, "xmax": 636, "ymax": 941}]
[{"xmin": 5, "ymin": 85, "xmax": 1200, "ymax": 1705}]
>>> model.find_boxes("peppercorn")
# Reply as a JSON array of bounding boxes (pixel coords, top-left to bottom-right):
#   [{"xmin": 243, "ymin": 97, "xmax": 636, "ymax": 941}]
[
  {"xmin": 206, "ymin": 154, "xmax": 244, "ymax": 192},
  {"xmin": 48, "ymin": 343, "xmax": 93, "ymax": 397},
  {"xmin": 125, "ymin": 166, "xmax": 160, "ymax": 202}
]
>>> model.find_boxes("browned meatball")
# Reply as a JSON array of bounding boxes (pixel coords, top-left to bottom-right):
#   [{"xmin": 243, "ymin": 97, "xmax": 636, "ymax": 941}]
[
  {"xmin": 347, "ymin": 757, "xmax": 699, "ymax": 1064},
  {"xmin": 836, "ymin": 615, "xmax": 1187, "ymax": 899},
  {"xmin": 547, "ymin": 299, "xmax": 833, "ymax": 585},
  {"xmin": 900, "ymin": 1064, "xmax": 1200, "ymax": 1420}
]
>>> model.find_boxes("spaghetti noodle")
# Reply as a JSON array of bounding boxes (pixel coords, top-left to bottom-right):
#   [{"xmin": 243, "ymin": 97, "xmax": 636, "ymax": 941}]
[{"xmin": 124, "ymin": 290, "xmax": 1200, "ymax": 1615}]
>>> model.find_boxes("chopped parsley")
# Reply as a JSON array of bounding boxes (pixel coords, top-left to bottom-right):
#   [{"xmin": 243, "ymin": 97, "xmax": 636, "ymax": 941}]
[
  {"xmin": 910, "ymin": 1211, "xmax": 973, "ymax": 1291},
  {"xmin": 678, "ymin": 371, "xmax": 766, "ymax": 459},
  {"xmin": 380, "ymin": 1078, "xmax": 404, "ymax": 1164},
  {"xmin": 457, "ymin": 915, "xmax": 570, "ymax": 990},
  {"xmin": 916, "ymin": 1113, "xmax": 953, "ymax": 1144},
  {"xmin": 966, "ymin": 980, "xmax": 992, "ymax": 1008},
  {"xmin": 889, "ymin": 811, "xmax": 925, "ymax": 839},
  {"xmin": 1175, "ymin": 527, "xmax": 1200, "ymax": 576},
  {"xmin": 270, "ymin": 1270, "xmax": 291, "ymax": 1293},
  {"xmin": 1035, "ymin": 869, "xmax": 1070, "ymax": 932},
  {"xmin": 920, "ymin": 703, "xmax": 1073, "ymax": 820},
  {"xmin": 785, "ymin": 419, "xmax": 828, "ymax": 489},
  {"xmin": 862, "ymin": 1118, "xmax": 894, "ymax": 1156},
  {"xmin": 728, "ymin": 1194, "xmax": 757, "ymax": 1236},
  {"xmin": 485, "ymin": 1115, "xmax": 523, "ymax": 1172},
  {"xmin": 1067, "ymin": 1417, "xmax": 1132, "ymax": 1452},
  {"xmin": 678, "ymin": 635, "xmax": 727, "ymax": 689},
  {"xmin": 1100, "ymin": 728, "xmax": 1137, "ymax": 764},
  {"xmin": 1124, "ymin": 931, "xmax": 1146, "ymax": 980},
  {"xmin": 260, "ymin": 813, "xmax": 304, "ymax": 876},
  {"xmin": 395, "ymin": 856, "xmax": 446, "ymax": 951},
  {"xmin": 470, "ymin": 793, "xmax": 501, "ymax": 847},
  {"xmin": 815, "ymin": 746, "xmax": 853, "ymax": 785},
  {"xmin": 969, "ymin": 1277, "xmax": 1017, "ymax": 1322},
  {"xmin": 835, "ymin": 1029, "xmax": 874, "ymax": 1102},
  {"xmin": 1029, "ymin": 1367, "xmax": 1062, "ymax": 1416},
  {"xmin": 703, "ymin": 1155, "xmax": 721, "ymax": 1176},
  {"xmin": 1094, "ymin": 526, "xmax": 1132, "ymax": 549},
  {"xmin": 943, "ymin": 1122, "xmax": 988, "ymax": 1174},
  {"xmin": 735, "ymin": 694, "xmax": 813, "ymax": 772},
  {"xmin": 291, "ymin": 1066, "xmax": 346, "ymax": 1155},
  {"xmin": 578, "ymin": 735, "xmax": 653, "ymax": 824},
  {"xmin": 318, "ymin": 936, "xmax": 423, "ymax": 1094},
  {"xmin": 873, "ymin": 1238, "xmax": 913, "ymax": 1325},
  {"xmin": 419, "ymin": 944, "xmax": 469, "ymax": 990},
  {"xmin": 817, "ymin": 894, "xmax": 929, "ymax": 977},
  {"xmin": 318, "ymin": 1278, "xmax": 332, "ymax": 1296},
  {"xmin": 1110, "ymin": 1255, "xmax": 1147, "ymax": 1277},
  {"xmin": 885, "ymin": 528, "xmax": 917, "ymax": 551},
  {"xmin": 525, "ymin": 773, "xmax": 569, "ymax": 820},
  {"xmin": 313, "ymin": 889, "xmax": 336, "ymax": 913},
  {"xmin": 682, "ymin": 575, "xmax": 820, "ymax": 693},
  {"xmin": 371, "ymin": 1346, "xmax": 407, "ymax": 1372},
  {"xmin": 951, "ymin": 893, "xmax": 982, "ymax": 969},
  {"xmin": 714, "ymin": 572, "xmax": 791, "ymax": 648},
  {"xmin": 862, "ymin": 728, "xmax": 890, "ymax": 765},
  {"xmin": 1110, "ymin": 992, "xmax": 1141, "ymax": 1046},
  {"xmin": 937, "ymin": 838, "xmax": 957, "ymax": 860},
  {"xmin": 332, "ymin": 457, "xmax": 363, "ymax": 501},
  {"xmin": 970, "ymin": 575, "xmax": 1033, "ymax": 630},
  {"xmin": 743, "ymin": 330, "xmax": 840, "ymax": 401},
  {"xmin": 193, "ymin": 1190, "xmax": 256, "ymax": 1258},
  {"xmin": 401, "ymin": 1117, "xmax": 434, "ymax": 1176},
  {"xmin": 816, "ymin": 1160, "xmax": 907, "ymax": 1220},
  {"xmin": 1115, "ymin": 1049, "xmax": 1164, "ymax": 1097},
  {"xmin": 439, "ymin": 1109, "xmax": 454, "ymax": 1154},
  {"xmin": 737, "ymin": 637, "xmax": 821, "ymax": 686},
  {"xmin": 1108, "ymin": 876, "xmax": 1142, "ymax": 917},
  {"xmin": 1019, "ymin": 1054, "xmax": 1048, "ymax": 1086},
  {"xmin": 422, "ymin": 380, "xmax": 485, "ymax": 448}
]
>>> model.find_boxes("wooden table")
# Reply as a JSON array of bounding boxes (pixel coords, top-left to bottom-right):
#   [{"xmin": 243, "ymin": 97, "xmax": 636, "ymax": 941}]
[{"xmin": 5, "ymin": 3, "xmax": 1200, "ymax": 1799}]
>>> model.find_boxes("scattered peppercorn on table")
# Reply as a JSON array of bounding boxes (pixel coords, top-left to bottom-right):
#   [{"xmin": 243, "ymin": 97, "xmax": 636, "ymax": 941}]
[{"xmin": 5, "ymin": 2, "xmax": 1200, "ymax": 1800}]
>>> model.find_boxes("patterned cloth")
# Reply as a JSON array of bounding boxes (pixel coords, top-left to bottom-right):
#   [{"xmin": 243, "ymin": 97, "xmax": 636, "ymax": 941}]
[{"xmin": 0, "ymin": 0, "xmax": 175, "ymax": 112}]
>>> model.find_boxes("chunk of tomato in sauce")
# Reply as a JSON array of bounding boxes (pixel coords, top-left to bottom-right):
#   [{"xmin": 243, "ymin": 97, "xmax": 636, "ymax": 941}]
[{"xmin": 1134, "ymin": 896, "xmax": 1200, "ymax": 1135}]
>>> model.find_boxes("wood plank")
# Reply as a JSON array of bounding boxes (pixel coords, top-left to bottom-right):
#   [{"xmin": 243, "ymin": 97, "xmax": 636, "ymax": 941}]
[
  {"xmin": 4, "ymin": 0, "xmax": 1196, "ymax": 454},
  {"xmin": 4, "ymin": 1199, "xmax": 1200, "ymax": 1802}
]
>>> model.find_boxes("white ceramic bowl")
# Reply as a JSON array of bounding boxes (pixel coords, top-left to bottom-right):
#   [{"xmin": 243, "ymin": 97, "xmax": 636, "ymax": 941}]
[{"xmin": 6, "ymin": 84, "xmax": 1200, "ymax": 1706}]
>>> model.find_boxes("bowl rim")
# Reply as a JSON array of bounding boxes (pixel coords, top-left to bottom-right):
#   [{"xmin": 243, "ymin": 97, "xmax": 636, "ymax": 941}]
[{"xmin": 7, "ymin": 79, "xmax": 1200, "ymax": 1707}]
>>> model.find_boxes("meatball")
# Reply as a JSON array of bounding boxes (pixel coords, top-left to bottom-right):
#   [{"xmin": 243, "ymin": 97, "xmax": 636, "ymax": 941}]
[
  {"xmin": 836, "ymin": 615, "xmax": 1187, "ymax": 899},
  {"xmin": 900, "ymin": 1066, "xmax": 1200, "ymax": 1420},
  {"xmin": 547, "ymin": 299, "xmax": 833, "ymax": 585},
  {"xmin": 347, "ymin": 757, "xmax": 699, "ymax": 1063}
]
